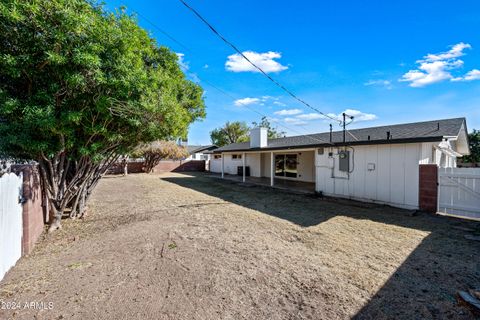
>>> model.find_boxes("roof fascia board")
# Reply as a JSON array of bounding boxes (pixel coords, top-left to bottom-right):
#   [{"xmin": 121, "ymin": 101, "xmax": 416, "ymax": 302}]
[{"xmin": 213, "ymin": 136, "xmax": 444, "ymax": 153}]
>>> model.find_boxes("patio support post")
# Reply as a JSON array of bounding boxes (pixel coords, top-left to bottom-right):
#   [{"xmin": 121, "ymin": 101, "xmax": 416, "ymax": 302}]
[
  {"xmin": 270, "ymin": 152, "xmax": 274, "ymax": 186},
  {"xmin": 242, "ymin": 152, "xmax": 246, "ymax": 183},
  {"xmin": 221, "ymin": 153, "xmax": 224, "ymax": 178}
]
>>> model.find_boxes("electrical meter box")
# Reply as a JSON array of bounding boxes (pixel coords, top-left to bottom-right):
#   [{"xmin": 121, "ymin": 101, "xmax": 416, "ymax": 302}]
[{"xmin": 338, "ymin": 151, "xmax": 350, "ymax": 172}]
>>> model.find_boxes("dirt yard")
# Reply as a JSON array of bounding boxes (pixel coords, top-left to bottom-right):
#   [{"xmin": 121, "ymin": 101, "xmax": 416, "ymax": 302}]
[{"xmin": 1, "ymin": 172, "xmax": 479, "ymax": 319}]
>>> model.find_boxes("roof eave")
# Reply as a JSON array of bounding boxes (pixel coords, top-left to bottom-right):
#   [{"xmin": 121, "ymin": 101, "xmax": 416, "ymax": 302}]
[{"xmin": 213, "ymin": 136, "xmax": 445, "ymax": 153}]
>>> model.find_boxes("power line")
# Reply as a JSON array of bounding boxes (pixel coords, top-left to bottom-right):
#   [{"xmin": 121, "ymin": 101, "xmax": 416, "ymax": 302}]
[
  {"xmin": 177, "ymin": 0, "xmax": 342, "ymax": 125},
  {"xmin": 133, "ymin": 11, "xmax": 192, "ymax": 53},
  {"xmin": 201, "ymin": 79, "xmax": 334, "ymax": 145},
  {"xmin": 127, "ymin": 5, "xmax": 335, "ymax": 146}
]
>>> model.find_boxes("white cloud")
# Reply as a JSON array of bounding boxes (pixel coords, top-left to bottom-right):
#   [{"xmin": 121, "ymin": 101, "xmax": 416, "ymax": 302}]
[
  {"xmin": 364, "ymin": 79, "xmax": 393, "ymax": 90},
  {"xmin": 176, "ymin": 53, "xmax": 188, "ymax": 71},
  {"xmin": 273, "ymin": 101, "xmax": 287, "ymax": 107},
  {"xmin": 452, "ymin": 69, "xmax": 480, "ymax": 82},
  {"xmin": 226, "ymin": 51, "xmax": 288, "ymax": 73},
  {"xmin": 424, "ymin": 42, "xmax": 471, "ymax": 61},
  {"xmin": 234, "ymin": 95, "xmax": 283, "ymax": 107},
  {"xmin": 188, "ymin": 72, "xmax": 201, "ymax": 83},
  {"xmin": 341, "ymin": 109, "xmax": 377, "ymax": 121},
  {"xmin": 399, "ymin": 42, "xmax": 480, "ymax": 87},
  {"xmin": 292, "ymin": 109, "xmax": 377, "ymax": 123},
  {"xmin": 284, "ymin": 117, "xmax": 307, "ymax": 126},
  {"xmin": 296, "ymin": 113, "xmax": 326, "ymax": 120},
  {"xmin": 274, "ymin": 108, "xmax": 302, "ymax": 116},
  {"xmin": 463, "ymin": 69, "xmax": 480, "ymax": 81},
  {"xmin": 234, "ymin": 97, "xmax": 261, "ymax": 106}
]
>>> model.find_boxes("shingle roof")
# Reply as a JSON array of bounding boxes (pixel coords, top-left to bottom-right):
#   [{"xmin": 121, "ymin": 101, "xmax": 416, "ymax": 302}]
[
  {"xmin": 187, "ymin": 145, "xmax": 217, "ymax": 154},
  {"xmin": 214, "ymin": 117, "xmax": 467, "ymax": 153},
  {"xmin": 186, "ymin": 145, "xmax": 202, "ymax": 153}
]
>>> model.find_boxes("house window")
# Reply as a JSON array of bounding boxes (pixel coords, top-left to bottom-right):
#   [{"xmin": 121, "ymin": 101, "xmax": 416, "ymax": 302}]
[
  {"xmin": 232, "ymin": 154, "xmax": 242, "ymax": 160},
  {"xmin": 213, "ymin": 155, "xmax": 222, "ymax": 160}
]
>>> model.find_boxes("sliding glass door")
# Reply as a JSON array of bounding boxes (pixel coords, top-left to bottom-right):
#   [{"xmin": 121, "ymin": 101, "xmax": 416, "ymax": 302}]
[{"xmin": 275, "ymin": 154, "xmax": 298, "ymax": 178}]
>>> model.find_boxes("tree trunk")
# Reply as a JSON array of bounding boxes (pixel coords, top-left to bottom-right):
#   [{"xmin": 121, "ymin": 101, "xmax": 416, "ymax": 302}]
[
  {"xmin": 38, "ymin": 150, "xmax": 120, "ymax": 232},
  {"xmin": 143, "ymin": 153, "xmax": 163, "ymax": 173},
  {"xmin": 122, "ymin": 156, "xmax": 128, "ymax": 176}
]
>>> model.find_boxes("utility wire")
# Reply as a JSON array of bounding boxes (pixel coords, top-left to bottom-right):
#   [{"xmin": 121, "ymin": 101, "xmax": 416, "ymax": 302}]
[
  {"xmin": 127, "ymin": 5, "xmax": 335, "ymax": 146},
  {"xmin": 178, "ymin": 0, "xmax": 343, "ymax": 125},
  {"xmin": 134, "ymin": 11, "xmax": 192, "ymax": 53},
  {"xmin": 201, "ymin": 79, "xmax": 334, "ymax": 145}
]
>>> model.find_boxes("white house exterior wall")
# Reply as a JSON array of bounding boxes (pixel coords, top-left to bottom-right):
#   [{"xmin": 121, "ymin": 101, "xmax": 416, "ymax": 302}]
[
  {"xmin": 315, "ymin": 143, "xmax": 428, "ymax": 209},
  {"xmin": 188, "ymin": 152, "xmax": 211, "ymax": 161},
  {"xmin": 210, "ymin": 158, "xmax": 222, "ymax": 172},
  {"xmin": 245, "ymin": 153, "xmax": 261, "ymax": 177},
  {"xmin": 209, "ymin": 141, "xmax": 460, "ymax": 209},
  {"xmin": 297, "ymin": 151, "xmax": 315, "ymax": 182},
  {"xmin": 223, "ymin": 154, "xmax": 242, "ymax": 175},
  {"xmin": 261, "ymin": 153, "xmax": 270, "ymax": 178}
]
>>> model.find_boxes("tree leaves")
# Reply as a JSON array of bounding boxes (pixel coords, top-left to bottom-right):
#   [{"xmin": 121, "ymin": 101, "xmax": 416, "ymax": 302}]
[
  {"xmin": 0, "ymin": 0, "xmax": 205, "ymax": 161},
  {"xmin": 462, "ymin": 130, "xmax": 480, "ymax": 163},
  {"xmin": 210, "ymin": 121, "xmax": 250, "ymax": 147}
]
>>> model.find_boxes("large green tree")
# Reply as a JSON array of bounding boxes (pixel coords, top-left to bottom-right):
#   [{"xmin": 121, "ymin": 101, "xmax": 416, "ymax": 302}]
[
  {"xmin": 0, "ymin": 0, "xmax": 205, "ymax": 230},
  {"xmin": 210, "ymin": 121, "xmax": 249, "ymax": 147},
  {"xmin": 252, "ymin": 116, "xmax": 286, "ymax": 139}
]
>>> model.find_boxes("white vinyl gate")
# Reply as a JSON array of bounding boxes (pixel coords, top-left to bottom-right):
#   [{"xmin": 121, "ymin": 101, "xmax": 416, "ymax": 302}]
[
  {"xmin": 438, "ymin": 168, "xmax": 480, "ymax": 220},
  {"xmin": 0, "ymin": 172, "xmax": 23, "ymax": 281}
]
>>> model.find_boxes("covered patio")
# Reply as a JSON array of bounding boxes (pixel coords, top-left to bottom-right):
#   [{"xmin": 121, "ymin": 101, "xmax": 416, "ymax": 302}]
[
  {"xmin": 207, "ymin": 173, "xmax": 316, "ymax": 194},
  {"xmin": 210, "ymin": 147, "xmax": 317, "ymax": 194}
]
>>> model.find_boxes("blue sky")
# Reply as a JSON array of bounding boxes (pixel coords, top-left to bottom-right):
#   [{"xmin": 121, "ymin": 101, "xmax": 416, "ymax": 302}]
[{"xmin": 105, "ymin": 0, "xmax": 480, "ymax": 145}]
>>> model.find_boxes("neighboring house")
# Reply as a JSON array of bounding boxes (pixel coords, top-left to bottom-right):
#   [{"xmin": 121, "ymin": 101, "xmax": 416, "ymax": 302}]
[
  {"xmin": 210, "ymin": 117, "xmax": 470, "ymax": 210},
  {"xmin": 186, "ymin": 145, "xmax": 218, "ymax": 161}
]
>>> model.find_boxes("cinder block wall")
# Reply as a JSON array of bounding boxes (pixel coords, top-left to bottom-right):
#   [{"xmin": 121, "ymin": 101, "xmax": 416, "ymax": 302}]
[
  {"xmin": 154, "ymin": 160, "xmax": 205, "ymax": 172},
  {"xmin": 419, "ymin": 164, "xmax": 438, "ymax": 213},
  {"xmin": 107, "ymin": 160, "xmax": 206, "ymax": 174}
]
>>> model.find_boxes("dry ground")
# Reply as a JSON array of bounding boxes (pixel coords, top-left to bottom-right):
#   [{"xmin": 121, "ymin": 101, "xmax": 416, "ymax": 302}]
[{"xmin": 0, "ymin": 172, "xmax": 479, "ymax": 320}]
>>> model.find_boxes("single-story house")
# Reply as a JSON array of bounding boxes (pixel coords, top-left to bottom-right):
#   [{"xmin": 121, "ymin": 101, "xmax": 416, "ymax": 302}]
[
  {"xmin": 210, "ymin": 117, "xmax": 470, "ymax": 210},
  {"xmin": 186, "ymin": 145, "xmax": 218, "ymax": 161}
]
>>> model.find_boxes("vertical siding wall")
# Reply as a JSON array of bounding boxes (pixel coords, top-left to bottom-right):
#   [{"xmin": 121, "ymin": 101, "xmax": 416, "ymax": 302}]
[{"xmin": 315, "ymin": 143, "xmax": 425, "ymax": 209}]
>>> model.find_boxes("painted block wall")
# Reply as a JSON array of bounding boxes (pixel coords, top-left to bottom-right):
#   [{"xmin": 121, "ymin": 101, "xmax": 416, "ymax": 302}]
[{"xmin": 210, "ymin": 158, "xmax": 222, "ymax": 173}]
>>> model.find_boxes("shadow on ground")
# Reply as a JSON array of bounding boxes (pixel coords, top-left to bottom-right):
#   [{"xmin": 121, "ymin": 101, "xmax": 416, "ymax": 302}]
[{"xmin": 161, "ymin": 173, "xmax": 480, "ymax": 319}]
